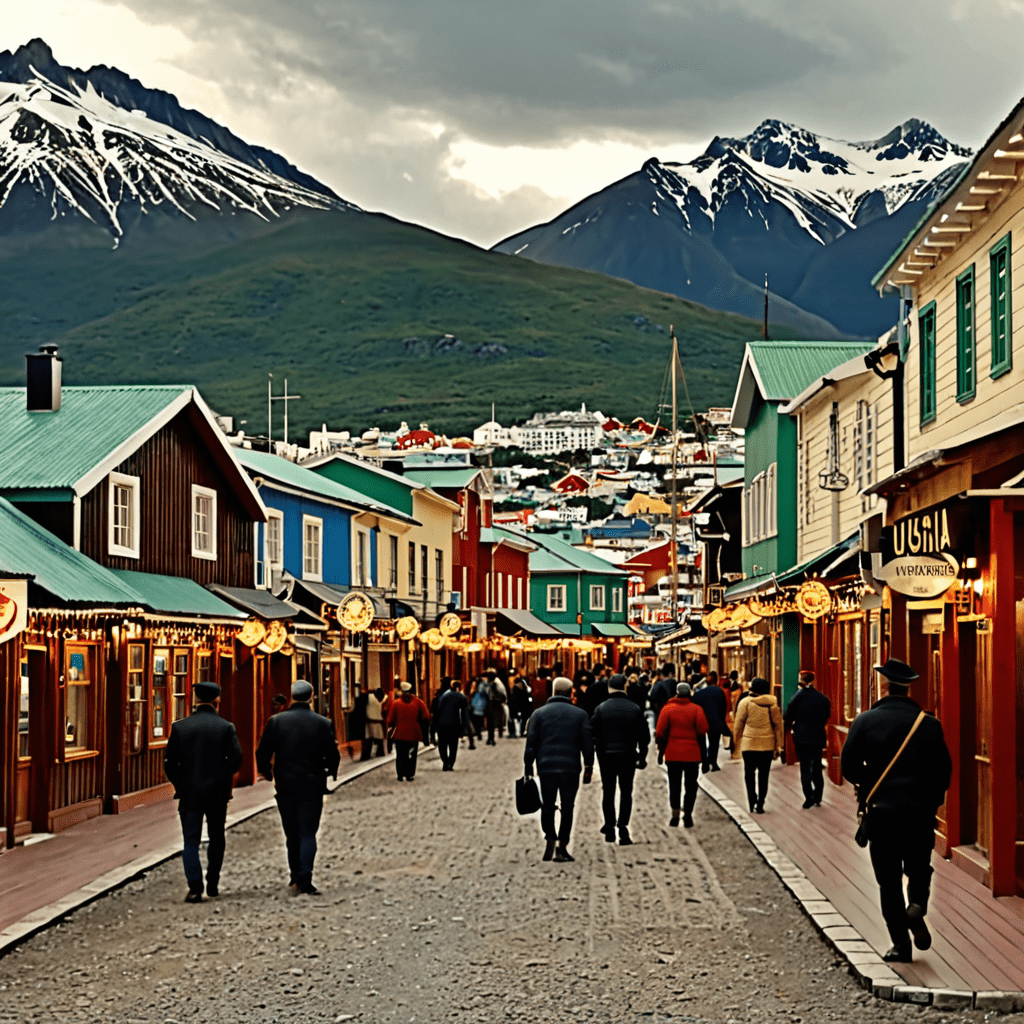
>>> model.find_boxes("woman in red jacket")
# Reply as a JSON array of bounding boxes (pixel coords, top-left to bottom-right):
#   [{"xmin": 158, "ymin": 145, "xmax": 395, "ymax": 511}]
[
  {"xmin": 386, "ymin": 682, "xmax": 430, "ymax": 782},
  {"xmin": 655, "ymin": 681, "xmax": 709, "ymax": 828}
]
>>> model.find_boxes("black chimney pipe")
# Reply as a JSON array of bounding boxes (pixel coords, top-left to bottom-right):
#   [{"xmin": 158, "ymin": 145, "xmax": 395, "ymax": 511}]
[{"xmin": 26, "ymin": 344, "xmax": 62, "ymax": 413}]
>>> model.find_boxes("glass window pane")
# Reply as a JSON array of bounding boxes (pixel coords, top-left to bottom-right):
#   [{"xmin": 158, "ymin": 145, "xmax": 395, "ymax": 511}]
[
  {"xmin": 64, "ymin": 646, "xmax": 91, "ymax": 751},
  {"xmin": 152, "ymin": 649, "xmax": 169, "ymax": 740},
  {"xmin": 19, "ymin": 660, "xmax": 29, "ymax": 758}
]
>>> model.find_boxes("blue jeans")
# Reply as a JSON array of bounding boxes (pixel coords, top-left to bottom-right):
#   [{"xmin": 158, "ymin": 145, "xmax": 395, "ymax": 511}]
[
  {"xmin": 275, "ymin": 792, "xmax": 324, "ymax": 886},
  {"xmin": 179, "ymin": 801, "xmax": 227, "ymax": 894}
]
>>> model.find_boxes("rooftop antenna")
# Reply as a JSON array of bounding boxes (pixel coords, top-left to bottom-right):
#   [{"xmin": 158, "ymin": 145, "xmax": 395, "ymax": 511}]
[
  {"xmin": 762, "ymin": 273, "xmax": 770, "ymax": 341},
  {"xmin": 269, "ymin": 375, "xmax": 302, "ymax": 447}
]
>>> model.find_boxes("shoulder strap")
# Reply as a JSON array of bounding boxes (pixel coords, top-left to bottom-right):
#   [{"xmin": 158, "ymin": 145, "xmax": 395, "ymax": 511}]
[{"xmin": 863, "ymin": 711, "xmax": 926, "ymax": 807}]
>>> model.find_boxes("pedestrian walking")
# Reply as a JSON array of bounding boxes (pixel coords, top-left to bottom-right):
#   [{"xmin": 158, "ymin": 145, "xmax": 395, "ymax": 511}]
[
  {"xmin": 530, "ymin": 667, "xmax": 551, "ymax": 709},
  {"xmin": 655, "ymin": 681, "xmax": 708, "ymax": 828},
  {"xmin": 691, "ymin": 672, "xmax": 728, "ymax": 773},
  {"xmin": 783, "ymin": 669, "xmax": 832, "ymax": 808},
  {"xmin": 508, "ymin": 676, "xmax": 533, "ymax": 737},
  {"xmin": 255, "ymin": 680, "xmax": 341, "ymax": 895},
  {"xmin": 365, "ymin": 686, "xmax": 388, "ymax": 757},
  {"xmin": 435, "ymin": 679, "xmax": 469, "ymax": 770},
  {"xmin": 578, "ymin": 670, "xmax": 609, "ymax": 717},
  {"xmin": 485, "ymin": 671, "xmax": 507, "ymax": 744},
  {"xmin": 428, "ymin": 678, "xmax": 450, "ymax": 747},
  {"xmin": 387, "ymin": 681, "xmax": 430, "ymax": 780},
  {"xmin": 625, "ymin": 672, "xmax": 647, "ymax": 711},
  {"xmin": 840, "ymin": 658, "xmax": 952, "ymax": 963},
  {"xmin": 649, "ymin": 663, "xmax": 676, "ymax": 721},
  {"xmin": 524, "ymin": 676, "xmax": 594, "ymax": 862},
  {"xmin": 163, "ymin": 681, "xmax": 243, "ymax": 903},
  {"xmin": 591, "ymin": 673, "xmax": 650, "ymax": 845},
  {"xmin": 732, "ymin": 677, "xmax": 783, "ymax": 814},
  {"xmin": 470, "ymin": 679, "xmax": 488, "ymax": 740}
]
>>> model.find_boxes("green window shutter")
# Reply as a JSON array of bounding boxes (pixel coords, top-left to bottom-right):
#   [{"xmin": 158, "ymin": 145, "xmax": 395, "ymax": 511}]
[
  {"xmin": 990, "ymin": 233, "xmax": 1012, "ymax": 379},
  {"xmin": 956, "ymin": 265, "xmax": 975, "ymax": 402},
  {"xmin": 919, "ymin": 302, "xmax": 937, "ymax": 426}
]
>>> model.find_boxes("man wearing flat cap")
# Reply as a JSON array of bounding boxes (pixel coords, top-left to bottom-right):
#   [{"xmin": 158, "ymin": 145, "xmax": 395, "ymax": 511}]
[
  {"xmin": 164, "ymin": 681, "xmax": 243, "ymax": 903},
  {"xmin": 256, "ymin": 680, "xmax": 341, "ymax": 895},
  {"xmin": 841, "ymin": 658, "xmax": 951, "ymax": 964}
]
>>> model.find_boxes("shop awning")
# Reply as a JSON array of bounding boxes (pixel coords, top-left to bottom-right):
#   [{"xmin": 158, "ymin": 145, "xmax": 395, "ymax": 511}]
[
  {"xmin": 722, "ymin": 574, "xmax": 775, "ymax": 602},
  {"xmin": 776, "ymin": 533, "xmax": 859, "ymax": 585},
  {"xmin": 591, "ymin": 622, "xmax": 638, "ymax": 638},
  {"xmin": 495, "ymin": 608, "xmax": 566, "ymax": 638},
  {"xmin": 206, "ymin": 584, "xmax": 297, "ymax": 620},
  {"xmin": 110, "ymin": 570, "xmax": 246, "ymax": 619},
  {"xmin": 289, "ymin": 578, "xmax": 390, "ymax": 619}
]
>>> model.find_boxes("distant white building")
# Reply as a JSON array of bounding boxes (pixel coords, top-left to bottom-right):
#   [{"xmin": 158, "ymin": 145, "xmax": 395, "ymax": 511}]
[
  {"xmin": 472, "ymin": 420, "xmax": 523, "ymax": 447},
  {"xmin": 517, "ymin": 403, "xmax": 605, "ymax": 454}
]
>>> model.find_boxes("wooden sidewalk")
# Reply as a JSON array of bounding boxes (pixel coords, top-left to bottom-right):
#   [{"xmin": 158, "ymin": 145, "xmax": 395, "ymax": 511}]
[{"xmin": 701, "ymin": 756, "xmax": 1024, "ymax": 1007}]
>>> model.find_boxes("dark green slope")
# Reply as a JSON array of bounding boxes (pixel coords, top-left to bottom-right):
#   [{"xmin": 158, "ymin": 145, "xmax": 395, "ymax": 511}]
[{"xmin": 0, "ymin": 210, "xmax": 788, "ymax": 436}]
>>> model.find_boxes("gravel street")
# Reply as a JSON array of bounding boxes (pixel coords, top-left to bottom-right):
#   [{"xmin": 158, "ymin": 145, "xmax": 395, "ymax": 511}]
[{"xmin": 1, "ymin": 738, "xmax": 1020, "ymax": 1024}]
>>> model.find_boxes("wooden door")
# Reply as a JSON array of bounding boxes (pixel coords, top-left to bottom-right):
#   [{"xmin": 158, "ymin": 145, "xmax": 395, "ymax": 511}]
[{"xmin": 975, "ymin": 621, "xmax": 993, "ymax": 855}]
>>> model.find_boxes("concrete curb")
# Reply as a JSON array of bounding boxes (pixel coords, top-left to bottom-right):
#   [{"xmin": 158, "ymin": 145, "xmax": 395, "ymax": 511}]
[
  {"xmin": 697, "ymin": 774, "xmax": 1024, "ymax": 1011},
  {"xmin": 0, "ymin": 749, "xmax": 419, "ymax": 959}
]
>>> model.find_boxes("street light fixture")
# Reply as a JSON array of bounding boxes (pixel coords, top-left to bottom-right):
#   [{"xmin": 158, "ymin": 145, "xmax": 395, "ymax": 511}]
[{"xmin": 864, "ymin": 339, "xmax": 905, "ymax": 474}]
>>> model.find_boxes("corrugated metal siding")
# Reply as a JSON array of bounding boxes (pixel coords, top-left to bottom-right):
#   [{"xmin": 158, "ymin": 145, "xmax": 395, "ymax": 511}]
[
  {"xmin": 747, "ymin": 342, "xmax": 875, "ymax": 401},
  {"xmin": 79, "ymin": 410, "xmax": 256, "ymax": 587}
]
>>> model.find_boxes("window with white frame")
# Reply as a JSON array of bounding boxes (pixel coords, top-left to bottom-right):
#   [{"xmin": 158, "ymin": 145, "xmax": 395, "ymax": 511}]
[
  {"xmin": 356, "ymin": 530, "xmax": 368, "ymax": 586},
  {"xmin": 742, "ymin": 463, "xmax": 778, "ymax": 547},
  {"xmin": 265, "ymin": 510, "xmax": 283, "ymax": 567},
  {"xmin": 496, "ymin": 571, "xmax": 504, "ymax": 607},
  {"xmin": 613, "ymin": 588, "xmax": 623, "ymax": 613},
  {"xmin": 191, "ymin": 485, "xmax": 217, "ymax": 560},
  {"xmin": 589, "ymin": 584, "xmax": 606, "ymax": 611},
  {"xmin": 388, "ymin": 535, "xmax": 399, "ymax": 589},
  {"xmin": 302, "ymin": 515, "xmax": 323, "ymax": 581},
  {"xmin": 435, "ymin": 549, "xmax": 444, "ymax": 603},
  {"xmin": 547, "ymin": 584, "xmax": 566, "ymax": 612},
  {"xmin": 108, "ymin": 472, "xmax": 140, "ymax": 559},
  {"xmin": 855, "ymin": 400, "xmax": 879, "ymax": 511}
]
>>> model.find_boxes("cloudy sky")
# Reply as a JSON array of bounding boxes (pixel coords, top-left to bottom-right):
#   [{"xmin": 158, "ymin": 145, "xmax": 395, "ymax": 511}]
[{"xmin": 4, "ymin": 1, "xmax": 1023, "ymax": 247}]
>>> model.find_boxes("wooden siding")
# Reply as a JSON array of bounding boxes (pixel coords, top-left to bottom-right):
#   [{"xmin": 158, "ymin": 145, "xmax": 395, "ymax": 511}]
[
  {"xmin": 796, "ymin": 372, "xmax": 893, "ymax": 564},
  {"xmin": 79, "ymin": 407, "xmax": 256, "ymax": 586},
  {"xmin": 907, "ymin": 182, "xmax": 1024, "ymax": 460}
]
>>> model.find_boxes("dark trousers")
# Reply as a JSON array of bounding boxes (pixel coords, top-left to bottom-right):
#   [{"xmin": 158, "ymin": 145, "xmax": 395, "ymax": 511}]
[
  {"xmin": 179, "ymin": 800, "xmax": 227, "ymax": 894},
  {"xmin": 509, "ymin": 712, "xmax": 529, "ymax": 738},
  {"xmin": 275, "ymin": 792, "xmax": 324, "ymax": 886},
  {"xmin": 598, "ymin": 753, "xmax": 636, "ymax": 829},
  {"xmin": 743, "ymin": 750, "xmax": 773, "ymax": 809},
  {"xmin": 486, "ymin": 703, "xmax": 504, "ymax": 743},
  {"xmin": 437, "ymin": 728, "xmax": 460, "ymax": 769},
  {"xmin": 539, "ymin": 771, "xmax": 580, "ymax": 846},
  {"xmin": 868, "ymin": 813, "xmax": 936, "ymax": 947},
  {"xmin": 666, "ymin": 761, "xmax": 700, "ymax": 814},
  {"xmin": 395, "ymin": 739, "xmax": 419, "ymax": 779},
  {"xmin": 704, "ymin": 731, "xmax": 721, "ymax": 769},
  {"xmin": 470, "ymin": 713, "xmax": 484, "ymax": 739},
  {"xmin": 796, "ymin": 744, "xmax": 825, "ymax": 803}
]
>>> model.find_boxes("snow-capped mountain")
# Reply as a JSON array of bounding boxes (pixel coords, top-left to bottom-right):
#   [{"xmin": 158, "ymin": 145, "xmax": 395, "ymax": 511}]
[
  {"xmin": 494, "ymin": 119, "xmax": 971, "ymax": 338},
  {"xmin": 0, "ymin": 40, "xmax": 356, "ymax": 247}
]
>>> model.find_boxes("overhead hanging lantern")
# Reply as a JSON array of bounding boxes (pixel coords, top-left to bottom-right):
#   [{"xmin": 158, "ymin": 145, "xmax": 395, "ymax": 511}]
[
  {"xmin": 238, "ymin": 618, "xmax": 267, "ymax": 648},
  {"xmin": 338, "ymin": 592, "xmax": 375, "ymax": 633},
  {"xmin": 395, "ymin": 616, "xmax": 420, "ymax": 641},
  {"xmin": 795, "ymin": 580, "xmax": 832, "ymax": 620}
]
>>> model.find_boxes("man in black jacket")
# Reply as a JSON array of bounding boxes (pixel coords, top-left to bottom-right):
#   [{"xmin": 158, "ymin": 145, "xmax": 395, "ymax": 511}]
[
  {"xmin": 435, "ymin": 679, "xmax": 470, "ymax": 770},
  {"xmin": 691, "ymin": 673, "xmax": 728, "ymax": 773},
  {"xmin": 784, "ymin": 670, "xmax": 832, "ymax": 808},
  {"xmin": 256, "ymin": 680, "xmax": 341, "ymax": 895},
  {"xmin": 524, "ymin": 677, "xmax": 594, "ymax": 863},
  {"xmin": 590, "ymin": 673, "xmax": 650, "ymax": 845},
  {"xmin": 648, "ymin": 664, "xmax": 676, "ymax": 723},
  {"xmin": 164, "ymin": 681, "xmax": 243, "ymax": 903},
  {"xmin": 841, "ymin": 658, "xmax": 952, "ymax": 964}
]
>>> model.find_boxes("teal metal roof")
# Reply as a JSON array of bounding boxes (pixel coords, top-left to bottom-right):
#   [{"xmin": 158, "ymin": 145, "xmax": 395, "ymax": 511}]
[
  {"xmin": 234, "ymin": 447, "xmax": 414, "ymax": 522},
  {"xmin": 747, "ymin": 342, "xmax": 876, "ymax": 401},
  {"xmin": 403, "ymin": 467, "xmax": 482, "ymax": 490},
  {"xmin": 0, "ymin": 385, "xmax": 191, "ymax": 491},
  {"xmin": 110, "ymin": 570, "xmax": 246, "ymax": 619},
  {"xmin": 527, "ymin": 531, "xmax": 626, "ymax": 576},
  {"xmin": 0, "ymin": 497, "xmax": 145, "ymax": 606}
]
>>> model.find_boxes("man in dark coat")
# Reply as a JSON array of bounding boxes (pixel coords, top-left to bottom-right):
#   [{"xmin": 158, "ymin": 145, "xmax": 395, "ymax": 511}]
[
  {"xmin": 164, "ymin": 681, "xmax": 243, "ymax": 903},
  {"xmin": 691, "ymin": 673, "xmax": 728, "ymax": 773},
  {"xmin": 435, "ymin": 679, "xmax": 469, "ymax": 771},
  {"xmin": 578, "ymin": 670, "xmax": 609, "ymax": 717},
  {"xmin": 524, "ymin": 676, "xmax": 594, "ymax": 863},
  {"xmin": 784, "ymin": 669, "xmax": 832, "ymax": 808},
  {"xmin": 841, "ymin": 658, "xmax": 952, "ymax": 964},
  {"xmin": 590, "ymin": 673, "xmax": 650, "ymax": 845},
  {"xmin": 648, "ymin": 664, "xmax": 676, "ymax": 722},
  {"xmin": 256, "ymin": 680, "xmax": 341, "ymax": 895}
]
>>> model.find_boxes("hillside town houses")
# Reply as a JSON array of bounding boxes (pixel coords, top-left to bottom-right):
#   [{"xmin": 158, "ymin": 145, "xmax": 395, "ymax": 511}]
[{"xmin": 1, "ymin": 95, "xmax": 1022, "ymax": 929}]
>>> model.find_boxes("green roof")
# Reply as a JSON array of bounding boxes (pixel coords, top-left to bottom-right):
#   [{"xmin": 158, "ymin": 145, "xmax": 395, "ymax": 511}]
[
  {"xmin": 0, "ymin": 497, "xmax": 145, "ymax": 606},
  {"xmin": 235, "ymin": 447, "xmax": 413, "ymax": 522},
  {"xmin": 747, "ymin": 342, "xmax": 876, "ymax": 400},
  {"xmin": 0, "ymin": 385, "xmax": 191, "ymax": 491},
  {"xmin": 403, "ymin": 467, "xmax": 482, "ymax": 490},
  {"xmin": 110, "ymin": 570, "xmax": 246, "ymax": 619},
  {"xmin": 527, "ymin": 530, "xmax": 626, "ymax": 576}
]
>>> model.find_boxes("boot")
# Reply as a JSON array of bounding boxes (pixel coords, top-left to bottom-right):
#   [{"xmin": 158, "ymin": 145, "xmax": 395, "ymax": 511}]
[
  {"xmin": 618, "ymin": 827, "xmax": 632, "ymax": 846},
  {"xmin": 669, "ymin": 808, "xmax": 680, "ymax": 827},
  {"xmin": 683, "ymin": 813, "xmax": 694, "ymax": 828}
]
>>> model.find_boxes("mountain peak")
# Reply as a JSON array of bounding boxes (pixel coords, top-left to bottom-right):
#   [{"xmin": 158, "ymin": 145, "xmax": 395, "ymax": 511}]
[
  {"xmin": 861, "ymin": 118, "xmax": 972, "ymax": 162},
  {"xmin": 0, "ymin": 39, "xmax": 60, "ymax": 80}
]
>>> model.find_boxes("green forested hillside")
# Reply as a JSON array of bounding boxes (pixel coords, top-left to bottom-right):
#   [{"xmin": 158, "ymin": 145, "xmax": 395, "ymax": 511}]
[{"xmin": 0, "ymin": 210, "xmax": 795, "ymax": 436}]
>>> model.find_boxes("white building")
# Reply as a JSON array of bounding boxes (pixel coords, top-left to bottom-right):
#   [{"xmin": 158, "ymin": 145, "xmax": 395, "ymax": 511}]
[{"xmin": 516, "ymin": 403, "xmax": 605, "ymax": 454}]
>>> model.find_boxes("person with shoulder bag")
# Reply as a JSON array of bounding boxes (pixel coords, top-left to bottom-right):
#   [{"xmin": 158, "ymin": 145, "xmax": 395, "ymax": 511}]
[
  {"xmin": 732, "ymin": 677, "xmax": 783, "ymax": 814},
  {"xmin": 841, "ymin": 659, "xmax": 951, "ymax": 964}
]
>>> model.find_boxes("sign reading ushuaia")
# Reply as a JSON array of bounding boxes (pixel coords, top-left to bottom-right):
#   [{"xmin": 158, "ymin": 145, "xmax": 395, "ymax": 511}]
[{"xmin": 876, "ymin": 507, "xmax": 959, "ymax": 598}]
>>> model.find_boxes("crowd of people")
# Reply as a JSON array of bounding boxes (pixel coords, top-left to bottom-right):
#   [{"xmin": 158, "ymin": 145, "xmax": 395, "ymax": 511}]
[{"xmin": 162, "ymin": 654, "xmax": 952, "ymax": 967}]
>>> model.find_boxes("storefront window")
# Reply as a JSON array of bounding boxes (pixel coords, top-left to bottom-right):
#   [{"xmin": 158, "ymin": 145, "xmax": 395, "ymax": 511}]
[
  {"xmin": 842, "ymin": 620, "xmax": 863, "ymax": 722},
  {"xmin": 128, "ymin": 644, "xmax": 146, "ymax": 753},
  {"xmin": 152, "ymin": 649, "xmax": 170, "ymax": 740},
  {"xmin": 19, "ymin": 659, "xmax": 29, "ymax": 758},
  {"xmin": 172, "ymin": 653, "xmax": 190, "ymax": 724},
  {"xmin": 868, "ymin": 614, "xmax": 882, "ymax": 705},
  {"xmin": 64, "ymin": 645, "xmax": 93, "ymax": 752}
]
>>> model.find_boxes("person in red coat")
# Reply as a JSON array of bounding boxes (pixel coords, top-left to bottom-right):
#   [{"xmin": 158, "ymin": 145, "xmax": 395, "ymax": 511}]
[
  {"xmin": 655, "ymin": 681, "xmax": 709, "ymax": 828},
  {"xmin": 386, "ymin": 682, "xmax": 430, "ymax": 781}
]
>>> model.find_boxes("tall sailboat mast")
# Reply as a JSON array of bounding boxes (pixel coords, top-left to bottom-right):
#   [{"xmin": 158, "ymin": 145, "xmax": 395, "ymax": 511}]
[{"xmin": 669, "ymin": 326, "xmax": 679, "ymax": 628}]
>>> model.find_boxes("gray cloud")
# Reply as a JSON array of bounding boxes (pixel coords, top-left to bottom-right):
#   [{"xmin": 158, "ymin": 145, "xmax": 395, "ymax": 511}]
[{"xmin": 89, "ymin": 0, "xmax": 1024, "ymax": 244}]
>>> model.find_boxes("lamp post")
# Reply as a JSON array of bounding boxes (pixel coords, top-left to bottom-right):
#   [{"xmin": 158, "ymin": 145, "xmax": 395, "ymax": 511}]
[{"xmin": 864, "ymin": 339, "xmax": 905, "ymax": 475}]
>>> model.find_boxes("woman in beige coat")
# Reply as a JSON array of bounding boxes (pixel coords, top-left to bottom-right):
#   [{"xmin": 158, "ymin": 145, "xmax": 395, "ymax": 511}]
[{"xmin": 732, "ymin": 677, "xmax": 784, "ymax": 814}]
